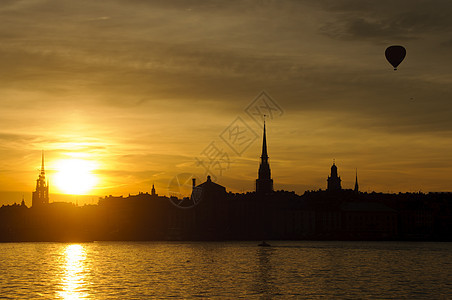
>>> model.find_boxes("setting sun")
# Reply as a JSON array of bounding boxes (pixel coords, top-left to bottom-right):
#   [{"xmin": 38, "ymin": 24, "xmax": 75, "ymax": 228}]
[{"xmin": 54, "ymin": 159, "xmax": 98, "ymax": 195}]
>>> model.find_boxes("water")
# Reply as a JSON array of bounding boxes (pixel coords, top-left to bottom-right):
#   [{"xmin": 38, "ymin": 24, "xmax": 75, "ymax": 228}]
[{"xmin": 0, "ymin": 241, "xmax": 451, "ymax": 299}]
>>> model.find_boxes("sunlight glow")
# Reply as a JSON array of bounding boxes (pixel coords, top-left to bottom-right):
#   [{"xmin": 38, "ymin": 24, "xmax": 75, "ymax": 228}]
[
  {"xmin": 54, "ymin": 159, "xmax": 98, "ymax": 195},
  {"xmin": 59, "ymin": 244, "xmax": 88, "ymax": 299}
]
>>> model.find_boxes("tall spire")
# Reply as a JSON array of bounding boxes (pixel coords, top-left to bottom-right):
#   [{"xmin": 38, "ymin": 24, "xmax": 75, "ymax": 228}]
[
  {"xmin": 41, "ymin": 150, "xmax": 45, "ymax": 175},
  {"xmin": 32, "ymin": 151, "xmax": 49, "ymax": 207},
  {"xmin": 354, "ymin": 169, "xmax": 359, "ymax": 193},
  {"xmin": 256, "ymin": 116, "xmax": 273, "ymax": 194},
  {"xmin": 261, "ymin": 117, "xmax": 268, "ymax": 161},
  {"xmin": 151, "ymin": 183, "xmax": 156, "ymax": 196}
]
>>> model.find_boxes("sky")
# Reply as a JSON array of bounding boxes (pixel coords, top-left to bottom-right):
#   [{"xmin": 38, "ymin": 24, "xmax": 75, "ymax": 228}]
[{"xmin": 1, "ymin": 0, "xmax": 452, "ymax": 206}]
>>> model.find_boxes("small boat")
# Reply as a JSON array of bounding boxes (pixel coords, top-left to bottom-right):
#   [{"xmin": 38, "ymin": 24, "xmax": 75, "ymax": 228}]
[{"xmin": 258, "ymin": 240, "xmax": 271, "ymax": 247}]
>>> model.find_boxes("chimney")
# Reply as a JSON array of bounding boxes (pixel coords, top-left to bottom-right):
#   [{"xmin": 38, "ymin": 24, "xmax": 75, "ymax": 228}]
[{"xmin": 192, "ymin": 178, "xmax": 196, "ymax": 189}]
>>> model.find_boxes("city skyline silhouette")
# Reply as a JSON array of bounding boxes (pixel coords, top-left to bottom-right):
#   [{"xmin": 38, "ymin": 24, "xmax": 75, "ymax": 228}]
[
  {"xmin": 0, "ymin": 115, "xmax": 450, "ymax": 207},
  {"xmin": 1, "ymin": 1, "xmax": 452, "ymax": 207},
  {"xmin": 1, "ymin": 120, "xmax": 450, "ymax": 243}
]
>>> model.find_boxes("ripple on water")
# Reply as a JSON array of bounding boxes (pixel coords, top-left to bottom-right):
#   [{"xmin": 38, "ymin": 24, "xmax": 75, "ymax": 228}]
[{"xmin": 0, "ymin": 241, "xmax": 451, "ymax": 299}]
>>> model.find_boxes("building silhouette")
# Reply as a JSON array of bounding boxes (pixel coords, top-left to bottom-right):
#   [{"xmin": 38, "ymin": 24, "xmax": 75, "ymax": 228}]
[
  {"xmin": 256, "ymin": 120, "xmax": 273, "ymax": 194},
  {"xmin": 327, "ymin": 161, "xmax": 341, "ymax": 191},
  {"xmin": 32, "ymin": 151, "xmax": 49, "ymax": 207}
]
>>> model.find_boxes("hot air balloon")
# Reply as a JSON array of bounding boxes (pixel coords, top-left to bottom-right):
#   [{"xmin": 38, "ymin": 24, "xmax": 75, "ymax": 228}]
[{"xmin": 385, "ymin": 45, "xmax": 406, "ymax": 70}]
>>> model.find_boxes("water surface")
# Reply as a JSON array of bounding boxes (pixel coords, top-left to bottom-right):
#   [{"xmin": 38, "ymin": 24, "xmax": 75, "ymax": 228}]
[{"xmin": 1, "ymin": 241, "xmax": 451, "ymax": 299}]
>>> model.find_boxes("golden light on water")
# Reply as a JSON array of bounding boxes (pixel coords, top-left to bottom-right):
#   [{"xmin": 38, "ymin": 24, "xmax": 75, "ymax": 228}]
[
  {"xmin": 54, "ymin": 159, "xmax": 98, "ymax": 195},
  {"xmin": 59, "ymin": 244, "xmax": 88, "ymax": 299}
]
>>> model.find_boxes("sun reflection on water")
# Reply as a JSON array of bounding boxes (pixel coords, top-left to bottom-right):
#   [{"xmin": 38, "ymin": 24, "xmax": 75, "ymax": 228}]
[{"xmin": 58, "ymin": 244, "xmax": 89, "ymax": 299}]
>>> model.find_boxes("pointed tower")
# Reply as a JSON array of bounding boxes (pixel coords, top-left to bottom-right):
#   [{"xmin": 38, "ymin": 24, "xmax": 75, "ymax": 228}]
[
  {"xmin": 32, "ymin": 151, "xmax": 49, "ymax": 207},
  {"xmin": 327, "ymin": 160, "xmax": 342, "ymax": 191},
  {"xmin": 256, "ymin": 119, "xmax": 273, "ymax": 194},
  {"xmin": 151, "ymin": 183, "xmax": 156, "ymax": 196},
  {"xmin": 354, "ymin": 169, "xmax": 359, "ymax": 193}
]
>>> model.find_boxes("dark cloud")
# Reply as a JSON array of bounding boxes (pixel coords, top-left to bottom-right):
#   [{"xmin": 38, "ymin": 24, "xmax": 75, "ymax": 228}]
[
  {"xmin": 0, "ymin": 133, "xmax": 41, "ymax": 151},
  {"xmin": 321, "ymin": 18, "xmax": 417, "ymax": 42},
  {"xmin": 441, "ymin": 39, "xmax": 452, "ymax": 47},
  {"xmin": 0, "ymin": 132, "xmax": 37, "ymax": 142},
  {"xmin": 319, "ymin": 0, "xmax": 452, "ymax": 43}
]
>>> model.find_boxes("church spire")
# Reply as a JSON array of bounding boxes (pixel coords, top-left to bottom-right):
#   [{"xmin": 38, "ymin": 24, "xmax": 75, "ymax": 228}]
[
  {"xmin": 354, "ymin": 169, "xmax": 359, "ymax": 193},
  {"xmin": 41, "ymin": 150, "xmax": 45, "ymax": 175},
  {"xmin": 261, "ymin": 118, "xmax": 268, "ymax": 161},
  {"xmin": 151, "ymin": 183, "xmax": 156, "ymax": 196},
  {"xmin": 32, "ymin": 151, "xmax": 49, "ymax": 207},
  {"xmin": 256, "ymin": 116, "xmax": 273, "ymax": 194}
]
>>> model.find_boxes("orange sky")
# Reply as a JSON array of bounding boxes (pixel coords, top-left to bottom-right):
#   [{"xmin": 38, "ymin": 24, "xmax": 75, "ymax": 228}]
[{"xmin": 1, "ymin": 0, "xmax": 452, "ymax": 206}]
